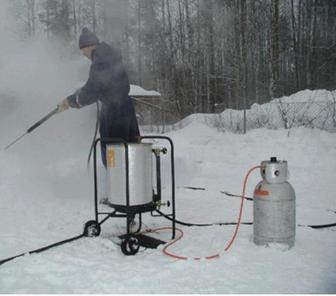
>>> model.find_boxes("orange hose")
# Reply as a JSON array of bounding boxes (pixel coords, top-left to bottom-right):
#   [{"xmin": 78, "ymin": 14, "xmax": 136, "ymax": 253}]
[
  {"xmin": 162, "ymin": 228, "xmax": 188, "ymax": 260},
  {"xmin": 149, "ymin": 165, "xmax": 261, "ymax": 260},
  {"xmin": 224, "ymin": 165, "xmax": 261, "ymax": 251},
  {"xmin": 146, "ymin": 227, "xmax": 220, "ymax": 260}
]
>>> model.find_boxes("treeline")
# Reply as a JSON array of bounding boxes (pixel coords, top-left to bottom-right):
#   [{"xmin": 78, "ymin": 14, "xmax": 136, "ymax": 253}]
[{"xmin": 10, "ymin": 0, "xmax": 336, "ymax": 121}]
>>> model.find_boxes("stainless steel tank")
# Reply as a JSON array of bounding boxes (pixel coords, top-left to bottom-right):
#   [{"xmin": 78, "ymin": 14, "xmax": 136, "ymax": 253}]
[
  {"xmin": 253, "ymin": 157, "xmax": 296, "ymax": 248},
  {"xmin": 105, "ymin": 143, "xmax": 153, "ymax": 210}
]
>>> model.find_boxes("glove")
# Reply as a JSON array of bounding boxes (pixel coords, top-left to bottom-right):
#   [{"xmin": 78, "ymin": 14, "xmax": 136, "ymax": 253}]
[{"xmin": 57, "ymin": 98, "xmax": 70, "ymax": 113}]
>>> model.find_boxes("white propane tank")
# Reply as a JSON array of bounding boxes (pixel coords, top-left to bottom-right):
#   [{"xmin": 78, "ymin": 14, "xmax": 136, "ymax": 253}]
[{"xmin": 253, "ymin": 157, "xmax": 296, "ymax": 249}]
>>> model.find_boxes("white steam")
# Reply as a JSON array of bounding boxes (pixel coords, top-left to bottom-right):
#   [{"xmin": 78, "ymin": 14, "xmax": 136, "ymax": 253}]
[{"xmin": 0, "ymin": 3, "xmax": 97, "ymax": 199}]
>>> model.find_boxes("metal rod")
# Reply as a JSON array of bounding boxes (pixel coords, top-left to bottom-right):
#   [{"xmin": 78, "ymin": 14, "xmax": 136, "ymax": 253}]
[
  {"xmin": 98, "ymin": 211, "xmax": 117, "ymax": 226},
  {"xmin": 140, "ymin": 136, "xmax": 176, "ymax": 239},
  {"xmin": 26, "ymin": 108, "xmax": 58, "ymax": 133},
  {"xmin": 93, "ymin": 139, "xmax": 99, "ymax": 222},
  {"xmin": 123, "ymin": 142, "xmax": 131, "ymax": 234},
  {"xmin": 4, "ymin": 107, "xmax": 58, "ymax": 150},
  {"xmin": 131, "ymin": 96, "xmax": 172, "ymax": 113},
  {"xmin": 4, "ymin": 132, "xmax": 28, "ymax": 150},
  {"xmin": 87, "ymin": 102, "xmax": 100, "ymax": 167},
  {"xmin": 154, "ymin": 152, "xmax": 162, "ymax": 202}
]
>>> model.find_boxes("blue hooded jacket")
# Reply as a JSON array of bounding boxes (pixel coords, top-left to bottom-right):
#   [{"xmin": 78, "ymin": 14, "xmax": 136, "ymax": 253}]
[{"xmin": 67, "ymin": 42, "xmax": 140, "ymax": 166}]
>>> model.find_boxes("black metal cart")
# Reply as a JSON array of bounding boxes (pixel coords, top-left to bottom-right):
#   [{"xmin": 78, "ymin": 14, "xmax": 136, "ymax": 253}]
[{"xmin": 83, "ymin": 136, "xmax": 176, "ymax": 255}]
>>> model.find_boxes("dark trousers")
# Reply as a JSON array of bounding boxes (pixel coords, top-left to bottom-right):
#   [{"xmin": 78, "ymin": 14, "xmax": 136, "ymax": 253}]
[{"xmin": 99, "ymin": 97, "xmax": 140, "ymax": 167}]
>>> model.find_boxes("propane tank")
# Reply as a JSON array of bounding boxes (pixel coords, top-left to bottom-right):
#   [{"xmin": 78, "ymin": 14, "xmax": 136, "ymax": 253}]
[{"xmin": 253, "ymin": 157, "xmax": 296, "ymax": 249}]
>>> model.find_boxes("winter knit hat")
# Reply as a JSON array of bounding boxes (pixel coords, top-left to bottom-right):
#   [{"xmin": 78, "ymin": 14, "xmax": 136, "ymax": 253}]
[{"xmin": 78, "ymin": 27, "xmax": 99, "ymax": 49}]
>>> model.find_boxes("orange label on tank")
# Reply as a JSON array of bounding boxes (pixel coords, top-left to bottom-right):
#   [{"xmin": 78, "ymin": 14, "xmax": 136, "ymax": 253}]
[
  {"xmin": 254, "ymin": 189, "xmax": 269, "ymax": 197},
  {"xmin": 107, "ymin": 149, "xmax": 115, "ymax": 167}
]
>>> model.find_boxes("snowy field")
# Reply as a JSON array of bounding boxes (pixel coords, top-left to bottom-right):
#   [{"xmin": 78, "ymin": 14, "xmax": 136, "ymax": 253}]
[{"xmin": 0, "ymin": 102, "xmax": 336, "ymax": 293}]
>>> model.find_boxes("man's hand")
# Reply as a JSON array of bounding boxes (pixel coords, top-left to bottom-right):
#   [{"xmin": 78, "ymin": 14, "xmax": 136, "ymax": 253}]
[{"xmin": 57, "ymin": 98, "xmax": 70, "ymax": 113}]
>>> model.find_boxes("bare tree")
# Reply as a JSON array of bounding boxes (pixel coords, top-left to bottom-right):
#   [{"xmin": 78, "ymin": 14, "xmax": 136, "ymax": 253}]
[
  {"xmin": 269, "ymin": 0, "xmax": 280, "ymax": 98},
  {"xmin": 26, "ymin": 0, "xmax": 36, "ymax": 36}
]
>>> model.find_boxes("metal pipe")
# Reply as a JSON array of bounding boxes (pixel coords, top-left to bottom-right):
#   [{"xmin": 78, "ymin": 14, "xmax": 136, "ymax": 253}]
[
  {"xmin": 4, "ymin": 107, "xmax": 58, "ymax": 150},
  {"xmin": 93, "ymin": 138, "xmax": 99, "ymax": 222},
  {"xmin": 140, "ymin": 136, "xmax": 176, "ymax": 239}
]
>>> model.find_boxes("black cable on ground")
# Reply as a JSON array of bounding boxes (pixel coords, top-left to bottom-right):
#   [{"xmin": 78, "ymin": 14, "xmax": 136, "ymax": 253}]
[
  {"xmin": 155, "ymin": 209, "xmax": 253, "ymax": 227},
  {"xmin": 220, "ymin": 191, "xmax": 253, "ymax": 201},
  {"xmin": 156, "ymin": 210, "xmax": 336, "ymax": 229},
  {"xmin": 298, "ymin": 222, "xmax": 336, "ymax": 229},
  {"xmin": 180, "ymin": 186, "xmax": 254, "ymax": 200},
  {"xmin": 0, "ymin": 234, "xmax": 84, "ymax": 267}
]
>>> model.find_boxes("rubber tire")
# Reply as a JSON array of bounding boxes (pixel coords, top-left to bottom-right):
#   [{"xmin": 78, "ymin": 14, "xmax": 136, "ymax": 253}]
[
  {"xmin": 121, "ymin": 236, "xmax": 140, "ymax": 255},
  {"xmin": 83, "ymin": 220, "xmax": 101, "ymax": 237}
]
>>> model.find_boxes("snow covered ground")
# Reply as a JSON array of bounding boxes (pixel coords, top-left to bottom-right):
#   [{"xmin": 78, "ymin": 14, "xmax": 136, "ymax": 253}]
[{"xmin": 0, "ymin": 103, "xmax": 336, "ymax": 292}]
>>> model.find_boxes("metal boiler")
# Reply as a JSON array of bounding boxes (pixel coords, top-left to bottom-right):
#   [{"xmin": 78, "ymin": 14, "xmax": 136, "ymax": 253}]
[
  {"xmin": 105, "ymin": 143, "xmax": 153, "ymax": 212},
  {"xmin": 253, "ymin": 157, "xmax": 296, "ymax": 248},
  {"xmin": 88, "ymin": 136, "xmax": 176, "ymax": 255}
]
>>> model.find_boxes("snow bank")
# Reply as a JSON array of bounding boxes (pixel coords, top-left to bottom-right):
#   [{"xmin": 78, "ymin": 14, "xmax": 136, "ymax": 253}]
[
  {"xmin": 129, "ymin": 84, "xmax": 161, "ymax": 97},
  {"xmin": 157, "ymin": 89, "xmax": 336, "ymax": 133}
]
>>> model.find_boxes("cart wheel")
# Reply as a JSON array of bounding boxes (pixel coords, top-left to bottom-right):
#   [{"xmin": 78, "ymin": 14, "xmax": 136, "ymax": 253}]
[
  {"xmin": 121, "ymin": 236, "xmax": 140, "ymax": 256},
  {"xmin": 83, "ymin": 220, "xmax": 101, "ymax": 237}
]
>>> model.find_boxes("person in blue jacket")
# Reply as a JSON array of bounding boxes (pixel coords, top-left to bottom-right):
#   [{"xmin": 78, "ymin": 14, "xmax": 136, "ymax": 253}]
[{"xmin": 57, "ymin": 28, "xmax": 140, "ymax": 166}]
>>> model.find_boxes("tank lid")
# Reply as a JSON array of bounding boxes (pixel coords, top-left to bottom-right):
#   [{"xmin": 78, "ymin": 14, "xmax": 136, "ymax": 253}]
[{"xmin": 106, "ymin": 142, "xmax": 153, "ymax": 147}]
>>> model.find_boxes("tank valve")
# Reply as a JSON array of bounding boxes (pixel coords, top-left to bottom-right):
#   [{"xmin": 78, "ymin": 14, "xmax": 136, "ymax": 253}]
[
  {"xmin": 154, "ymin": 200, "xmax": 170, "ymax": 209},
  {"xmin": 153, "ymin": 147, "xmax": 168, "ymax": 156}
]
